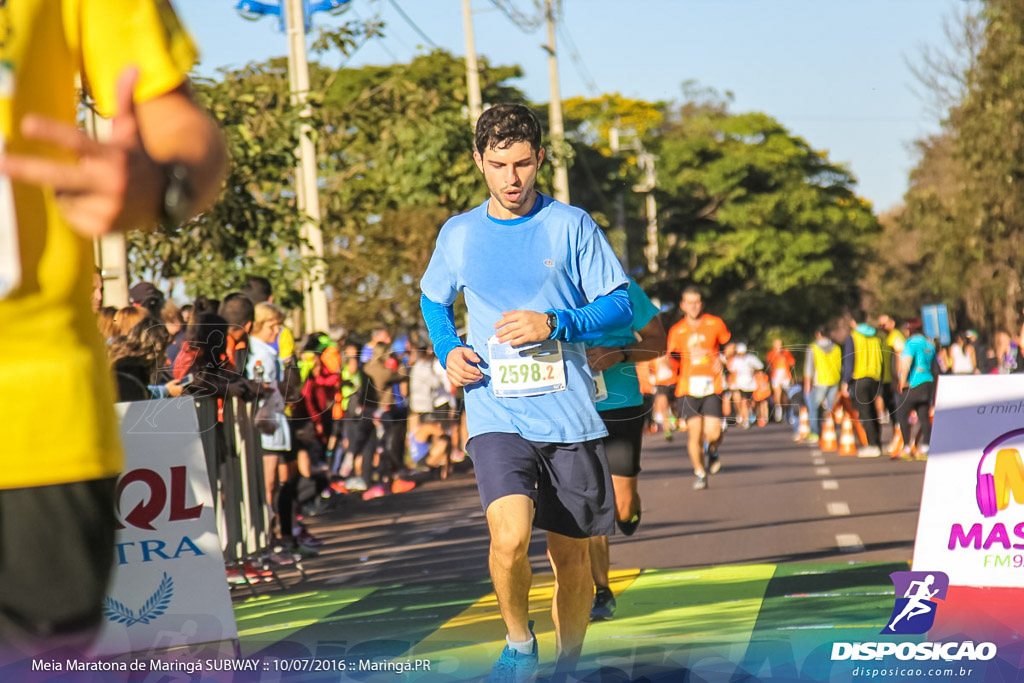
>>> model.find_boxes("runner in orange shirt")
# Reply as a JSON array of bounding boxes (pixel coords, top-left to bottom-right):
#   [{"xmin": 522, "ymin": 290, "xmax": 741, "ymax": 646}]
[
  {"xmin": 766, "ymin": 338, "xmax": 796, "ymax": 423},
  {"xmin": 666, "ymin": 287, "xmax": 731, "ymax": 490}
]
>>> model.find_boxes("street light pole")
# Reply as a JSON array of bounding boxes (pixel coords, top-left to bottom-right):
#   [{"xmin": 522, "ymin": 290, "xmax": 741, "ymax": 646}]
[
  {"xmin": 544, "ymin": 0, "xmax": 570, "ymax": 205},
  {"xmin": 461, "ymin": 0, "xmax": 483, "ymax": 128},
  {"xmin": 236, "ymin": 0, "xmax": 338, "ymax": 333},
  {"xmin": 283, "ymin": 0, "xmax": 330, "ymax": 334}
]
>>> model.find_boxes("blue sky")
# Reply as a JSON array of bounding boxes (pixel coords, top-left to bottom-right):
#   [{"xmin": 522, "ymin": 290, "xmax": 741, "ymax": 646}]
[{"xmin": 176, "ymin": 0, "xmax": 970, "ymax": 213}]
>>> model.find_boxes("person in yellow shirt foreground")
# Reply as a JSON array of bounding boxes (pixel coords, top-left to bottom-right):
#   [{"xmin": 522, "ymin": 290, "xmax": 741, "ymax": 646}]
[{"xmin": 0, "ymin": 0, "xmax": 226, "ymax": 655}]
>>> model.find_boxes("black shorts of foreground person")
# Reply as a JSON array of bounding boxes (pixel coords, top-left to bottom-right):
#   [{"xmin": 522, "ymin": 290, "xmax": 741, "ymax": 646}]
[{"xmin": 0, "ymin": 478, "xmax": 116, "ymax": 651}]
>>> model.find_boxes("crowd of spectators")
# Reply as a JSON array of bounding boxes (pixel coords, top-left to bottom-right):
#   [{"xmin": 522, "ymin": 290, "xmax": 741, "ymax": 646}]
[{"xmin": 93, "ymin": 274, "xmax": 467, "ymax": 574}]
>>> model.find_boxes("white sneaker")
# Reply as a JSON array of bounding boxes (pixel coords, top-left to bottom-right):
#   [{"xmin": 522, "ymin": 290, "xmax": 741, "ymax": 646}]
[
  {"xmin": 858, "ymin": 445, "xmax": 881, "ymax": 458},
  {"xmin": 339, "ymin": 453, "xmax": 355, "ymax": 478}
]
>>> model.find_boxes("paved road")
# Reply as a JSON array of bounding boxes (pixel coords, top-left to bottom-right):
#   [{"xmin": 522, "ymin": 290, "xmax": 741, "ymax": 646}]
[
  {"xmin": 241, "ymin": 418, "xmax": 925, "ymax": 597},
  {"xmin": 628, "ymin": 419, "xmax": 924, "ymax": 568},
  {"xmin": 219, "ymin": 419, "xmax": 932, "ymax": 681}
]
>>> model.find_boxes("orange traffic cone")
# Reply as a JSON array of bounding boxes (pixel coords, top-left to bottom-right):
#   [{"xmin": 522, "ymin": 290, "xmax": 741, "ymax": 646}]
[
  {"xmin": 854, "ymin": 419, "xmax": 869, "ymax": 446},
  {"xmin": 797, "ymin": 406, "xmax": 811, "ymax": 441},
  {"xmin": 820, "ymin": 415, "xmax": 838, "ymax": 452},
  {"xmin": 839, "ymin": 417, "xmax": 858, "ymax": 456}
]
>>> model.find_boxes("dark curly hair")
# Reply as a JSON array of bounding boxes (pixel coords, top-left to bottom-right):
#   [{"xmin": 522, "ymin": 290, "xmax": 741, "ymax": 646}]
[{"xmin": 474, "ymin": 103, "xmax": 542, "ymax": 155}]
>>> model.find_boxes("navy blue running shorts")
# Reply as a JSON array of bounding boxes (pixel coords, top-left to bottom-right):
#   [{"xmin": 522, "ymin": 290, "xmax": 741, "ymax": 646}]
[
  {"xmin": 678, "ymin": 393, "xmax": 724, "ymax": 421},
  {"xmin": 466, "ymin": 432, "xmax": 615, "ymax": 539},
  {"xmin": 598, "ymin": 404, "xmax": 646, "ymax": 477}
]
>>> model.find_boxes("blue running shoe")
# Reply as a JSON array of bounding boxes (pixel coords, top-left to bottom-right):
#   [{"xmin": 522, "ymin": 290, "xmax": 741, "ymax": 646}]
[{"xmin": 486, "ymin": 620, "xmax": 538, "ymax": 682}]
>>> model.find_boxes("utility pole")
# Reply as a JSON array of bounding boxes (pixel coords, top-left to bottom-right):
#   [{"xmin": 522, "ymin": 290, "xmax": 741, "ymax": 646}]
[
  {"xmin": 84, "ymin": 97, "xmax": 129, "ymax": 306},
  {"xmin": 635, "ymin": 151, "xmax": 659, "ymax": 273},
  {"xmin": 462, "ymin": 0, "xmax": 483, "ymax": 127},
  {"xmin": 609, "ymin": 123, "xmax": 629, "ymax": 270},
  {"xmin": 544, "ymin": 0, "xmax": 570, "ymax": 204},
  {"xmin": 284, "ymin": 0, "xmax": 330, "ymax": 334}
]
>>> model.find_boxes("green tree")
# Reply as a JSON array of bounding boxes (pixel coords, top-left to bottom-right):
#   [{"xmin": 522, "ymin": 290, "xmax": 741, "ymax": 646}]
[
  {"xmin": 946, "ymin": 0, "xmax": 1024, "ymax": 334},
  {"xmin": 126, "ymin": 19, "xmax": 379, "ymax": 310},
  {"xmin": 875, "ymin": 1, "xmax": 1024, "ymax": 338},
  {"xmin": 562, "ymin": 95, "xmax": 668, "ymax": 271},
  {"xmin": 864, "ymin": 133, "xmax": 966, "ymax": 326},
  {"xmin": 650, "ymin": 96, "xmax": 880, "ymax": 344},
  {"xmin": 127, "ymin": 60, "xmax": 310, "ymax": 307},
  {"xmin": 316, "ymin": 50, "xmax": 528, "ymax": 335}
]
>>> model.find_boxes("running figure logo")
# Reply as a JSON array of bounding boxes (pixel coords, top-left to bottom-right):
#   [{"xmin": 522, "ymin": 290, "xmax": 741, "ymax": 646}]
[{"xmin": 881, "ymin": 571, "xmax": 949, "ymax": 635}]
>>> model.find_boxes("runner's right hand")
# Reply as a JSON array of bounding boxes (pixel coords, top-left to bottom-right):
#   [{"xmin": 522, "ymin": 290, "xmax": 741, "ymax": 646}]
[{"xmin": 446, "ymin": 346, "xmax": 484, "ymax": 387}]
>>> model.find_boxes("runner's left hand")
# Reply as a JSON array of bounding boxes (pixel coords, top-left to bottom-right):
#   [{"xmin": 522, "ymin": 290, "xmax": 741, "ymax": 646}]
[{"xmin": 494, "ymin": 310, "xmax": 550, "ymax": 346}]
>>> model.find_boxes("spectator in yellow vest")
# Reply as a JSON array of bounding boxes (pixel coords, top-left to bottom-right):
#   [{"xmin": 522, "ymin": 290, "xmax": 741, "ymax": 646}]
[
  {"xmin": 803, "ymin": 327, "xmax": 842, "ymax": 443},
  {"xmin": 841, "ymin": 317, "xmax": 884, "ymax": 456}
]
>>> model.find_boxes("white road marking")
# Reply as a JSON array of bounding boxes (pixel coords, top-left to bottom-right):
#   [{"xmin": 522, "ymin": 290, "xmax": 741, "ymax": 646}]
[
  {"xmin": 836, "ymin": 533, "xmax": 865, "ymax": 552},
  {"xmin": 827, "ymin": 502, "xmax": 851, "ymax": 516}
]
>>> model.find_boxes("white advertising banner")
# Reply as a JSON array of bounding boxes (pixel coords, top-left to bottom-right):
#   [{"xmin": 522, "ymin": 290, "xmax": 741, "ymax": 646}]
[
  {"xmin": 91, "ymin": 400, "xmax": 237, "ymax": 656},
  {"xmin": 913, "ymin": 375, "xmax": 1024, "ymax": 587}
]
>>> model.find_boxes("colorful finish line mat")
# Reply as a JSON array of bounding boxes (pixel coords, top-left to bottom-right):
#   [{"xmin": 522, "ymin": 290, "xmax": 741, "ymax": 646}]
[
  {"xmin": 9, "ymin": 562, "xmax": 1022, "ymax": 681},
  {"xmin": 230, "ymin": 562, "xmax": 1018, "ymax": 682}
]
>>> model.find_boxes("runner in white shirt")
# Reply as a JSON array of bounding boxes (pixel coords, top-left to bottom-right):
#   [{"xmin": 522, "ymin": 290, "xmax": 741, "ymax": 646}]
[{"xmin": 728, "ymin": 343, "xmax": 763, "ymax": 429}]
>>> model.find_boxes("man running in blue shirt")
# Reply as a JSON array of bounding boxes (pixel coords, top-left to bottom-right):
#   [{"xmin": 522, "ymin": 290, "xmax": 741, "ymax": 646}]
[{"xmin": 420, "ymin": 103, "xmax": 631, "ymax": 682}]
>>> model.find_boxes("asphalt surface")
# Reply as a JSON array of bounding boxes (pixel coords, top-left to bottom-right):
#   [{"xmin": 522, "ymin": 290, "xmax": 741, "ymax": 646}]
[{"xmin": 236, "ymin": 417, "xmax": 926, "ymax": 598}]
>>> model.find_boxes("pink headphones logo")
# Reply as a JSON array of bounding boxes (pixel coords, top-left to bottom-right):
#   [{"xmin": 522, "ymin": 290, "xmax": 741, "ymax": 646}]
[{"xmin": 977, "ymin": 428, "xmax": 1024, "ymax": 517}]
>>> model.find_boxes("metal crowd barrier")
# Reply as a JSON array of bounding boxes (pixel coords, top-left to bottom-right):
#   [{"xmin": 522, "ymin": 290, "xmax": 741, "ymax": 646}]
[{"xmin": 193, "ymin": 396, "xmax": 297, "ymax": 593}]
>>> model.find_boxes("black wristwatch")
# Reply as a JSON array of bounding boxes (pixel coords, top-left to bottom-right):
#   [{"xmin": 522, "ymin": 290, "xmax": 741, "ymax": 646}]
[
  {"xmin": 159, "ymin": 163, "xmax": 196, "ymax": 229},
  {"xmin": 546, "ymin": 312, "xmax": 558, "ymax": 338}
]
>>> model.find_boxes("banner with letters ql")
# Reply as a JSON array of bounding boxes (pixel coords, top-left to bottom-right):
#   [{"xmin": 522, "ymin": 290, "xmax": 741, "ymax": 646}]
[{"xmin": 91, "ymin": 400, "xmax": 237, "ymax": 656}]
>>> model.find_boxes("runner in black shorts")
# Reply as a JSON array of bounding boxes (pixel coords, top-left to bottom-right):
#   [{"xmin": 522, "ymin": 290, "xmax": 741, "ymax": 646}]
[
  {"xmin": 582, "ymin": 279, "xmax": 666, "ymax": 622},
  {"xmin": 666, "ymin": 287, "xmax": 732, "ymax": 491},
  {"xmin": 678, "ymin": 393, "xmax": 725, "ymax": 421}
]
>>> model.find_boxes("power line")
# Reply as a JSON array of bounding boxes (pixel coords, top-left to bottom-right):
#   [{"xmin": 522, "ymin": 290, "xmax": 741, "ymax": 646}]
[
  {"xmin": 345, "ymin": 5, "xmax": 397, "ymax": 64},
  {"xmin": 488, "ymin": 0, "xmax": 548, "ymax": 33},
  {"xmin": 366, "ymin": 0, "xmax": 415, "ymax": 54},
  {"xmin": 384, "ymin": 0, "xmax": 438, "ymax": 48},
  {"xmin": 557, "ymin": 12, "xmax": 598, "ymax": 96}
]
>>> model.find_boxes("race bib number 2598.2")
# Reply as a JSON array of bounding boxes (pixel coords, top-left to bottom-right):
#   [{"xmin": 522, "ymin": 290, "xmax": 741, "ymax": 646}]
[{"xmin": 488, "ymin": 336, "xmax": 567, "ymax": 398}]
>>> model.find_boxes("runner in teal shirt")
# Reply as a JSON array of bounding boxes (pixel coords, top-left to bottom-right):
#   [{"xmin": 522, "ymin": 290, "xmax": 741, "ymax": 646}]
[
  {"xmin": 897, "ymin": 327, "xmax": 937, "ymax": 459},
  {"xmin": 583, "ymin": 279, "xmax": 666, "ymax": 621}
]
